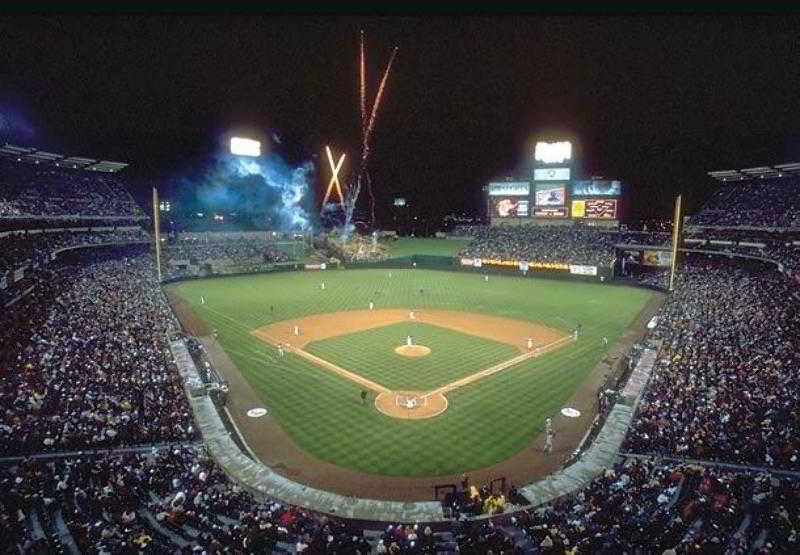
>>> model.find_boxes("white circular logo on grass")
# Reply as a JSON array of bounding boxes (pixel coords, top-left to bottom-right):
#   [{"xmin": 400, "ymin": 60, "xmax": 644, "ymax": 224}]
[
  {"xmin": 561, "ymin": 407, "xmax": 581, "ymax": 418},
  {"xmin": 247, "ymin": 408, "xmax": 268, "ymax": 418}
]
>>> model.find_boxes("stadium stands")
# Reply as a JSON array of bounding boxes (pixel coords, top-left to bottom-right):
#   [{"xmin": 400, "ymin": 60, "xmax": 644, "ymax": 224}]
[
  {"xmin": 690, "ymin": 175, "xmax": 800, "ymax": 228},
  {"xmin": 623, "ymin": 255, "xmax": 800, "ymax": 469},
  {"xmin": 0, "ymin": 248, "xmax": 196, "ymax": 455},
  {"xmin": 1, "ymin": 156, "xmax": 800, "ymax": 553},
  {"xmin": 0, "ymin": 158, "xmax": 145, "ymax": 219},
  {"xmin": 456, "ymin": 225, "xmax": 670, "ymax": 267}
]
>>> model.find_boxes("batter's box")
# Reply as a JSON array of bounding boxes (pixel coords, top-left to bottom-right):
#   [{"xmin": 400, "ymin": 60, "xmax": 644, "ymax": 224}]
[{"xmin": 375, "ymin": 390, "xmax": 448, "ymax": 419}]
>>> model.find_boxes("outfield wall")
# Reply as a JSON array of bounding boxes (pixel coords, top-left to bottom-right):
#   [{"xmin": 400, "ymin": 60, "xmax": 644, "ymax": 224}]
[{"xmin": 347, "ymin": 255, "xmax": 614, "ymax": 283}]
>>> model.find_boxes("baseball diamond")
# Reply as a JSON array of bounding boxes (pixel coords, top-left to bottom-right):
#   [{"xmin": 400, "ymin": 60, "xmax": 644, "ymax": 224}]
[{"xmin": 167, "ymin": 267, "xmax": 657, "ymax": 494}]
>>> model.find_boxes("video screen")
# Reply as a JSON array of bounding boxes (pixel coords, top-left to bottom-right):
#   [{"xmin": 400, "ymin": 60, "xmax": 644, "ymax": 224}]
[
  {"xmin": 534, "ymin": 206, "xmax": 568, "ymax": 218},
  {"xmin": 490, "ymin": 197, "xmax": 529, "ymax": 218},
  {"xmin": 572, "ymin": 180, "xmax": 622, "ymax": 196},
  {"xmin": 584, "ymin": 199, "xmax": 617, "ymax": 219},
  {"xmin": 535, "ymin": 184, "xmax": 566, "ymax": 206}
]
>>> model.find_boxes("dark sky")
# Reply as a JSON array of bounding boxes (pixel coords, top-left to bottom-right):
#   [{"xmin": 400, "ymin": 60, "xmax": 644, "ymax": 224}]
[{"xmin": 1, "ymin": 14, "xmax": 800, "ymax": 225}]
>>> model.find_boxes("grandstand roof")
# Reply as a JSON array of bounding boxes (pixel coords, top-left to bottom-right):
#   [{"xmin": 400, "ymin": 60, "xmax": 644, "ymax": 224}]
[
  {"xmin": 709, "ymin": 163, "xmax": 800, "ymax": 181},
  {"xmin": 87, "ymin": 160, "xmax": 128, "ymax": 172},
  {"xmin": 0, "ymin": 143, "xmax": 128, "ymax": 173}
]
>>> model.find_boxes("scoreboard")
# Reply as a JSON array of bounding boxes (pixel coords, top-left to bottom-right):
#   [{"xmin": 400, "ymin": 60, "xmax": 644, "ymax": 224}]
[{"xmin": 487, "ymin": 140, "xmax": 623, "ymax": 224}]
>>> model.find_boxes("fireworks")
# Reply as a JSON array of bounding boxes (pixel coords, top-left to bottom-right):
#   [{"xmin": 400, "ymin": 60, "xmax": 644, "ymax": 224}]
[{"xmin": 329, "ymin": 30, "xmax": 398, "ymax": 235}]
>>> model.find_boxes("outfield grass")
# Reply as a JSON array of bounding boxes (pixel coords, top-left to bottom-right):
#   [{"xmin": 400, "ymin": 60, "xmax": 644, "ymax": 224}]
[
  {"xmin": 306, "ymin": 322, "xmax": 518, "ymax": 391},
  {"xmin": 175, "ymin": 268, "xmax": 653, "ymax": 476},
  {"xmin": 380, "ymin": 237, "xmax": 468, "ymax": 258}
]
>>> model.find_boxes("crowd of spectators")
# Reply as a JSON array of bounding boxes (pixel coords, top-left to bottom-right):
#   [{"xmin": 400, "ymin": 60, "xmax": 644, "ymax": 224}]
[
  {"xmin": 491, "ymin": 457, "xmax": 800, "ymax": 553},
  {"xmin": 623, "ymin": 254, "xmax": 800, "ymax": 470},
  {"xmin": 0, "ymin": 228, "xmax": 147, "ymax": 282},
  {"xmin": 689, "ymin": 176, "xmax": 800, "ymax": 228},
  {"xmin": 162, "ymin": 237, "xmax": 296, "ymax": 280},
  {"xmin": 1, "ymin": 444, "xmax": 470, "ymax": 554},
  {"xmin": 0, "ymin": 160, "xmax": 145, "ymax": 218},
  {"xmin": 0, "ymin": 247, "xmax": 196, "ymax": 455},
  {"xmin": 1, "ymin": 197, "xmax": 799, "ymax": 551},
  {"xmin": 457, "ymin": 225, "xmax": 670, "ymax": 266},
  {"xmin": 682, "ymin": 228, "xmax": 800, "ymax": 279}
]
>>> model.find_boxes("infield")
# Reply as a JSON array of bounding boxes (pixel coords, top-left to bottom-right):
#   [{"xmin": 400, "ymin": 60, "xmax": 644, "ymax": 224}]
[{"xmin": 252, "ymin": 314, "xmax": 570, "ymax": 418}]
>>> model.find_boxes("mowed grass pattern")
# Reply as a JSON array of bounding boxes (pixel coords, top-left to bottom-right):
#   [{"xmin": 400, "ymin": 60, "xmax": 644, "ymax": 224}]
[
  {"xmin": 305, "ymin": 322, "xmax": 518, "ymax": 391},
  {"xmin": 174, "ymin": 267, "xmax": 653, "ymax": 476}
]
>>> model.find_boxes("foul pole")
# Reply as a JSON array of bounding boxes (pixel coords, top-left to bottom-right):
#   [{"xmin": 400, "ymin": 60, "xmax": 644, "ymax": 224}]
[
  {"xmin": 152, "ymin": 187, "xmax": 162, "ymax": 282},
  {"xmin": 668, "ymin": 194, "xmax": 682, "ymax": 291}
]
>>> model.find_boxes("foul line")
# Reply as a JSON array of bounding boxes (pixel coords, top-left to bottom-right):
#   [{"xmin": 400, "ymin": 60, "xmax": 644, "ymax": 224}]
[
  {"xmin": 428, "ymin": 334, "xmax": 575, "ymax": 396},
  {"xmin": 286, "ymin": 344, "xmax": 392, "ymax": 394},
  {"xmin": 265, "ymin": 334, "xmax": 574, "ymax": 400}
]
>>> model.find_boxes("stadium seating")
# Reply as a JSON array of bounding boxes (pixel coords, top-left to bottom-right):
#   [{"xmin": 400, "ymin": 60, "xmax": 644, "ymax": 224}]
[
  {"xmin": 457, "ymin": 225, "xmax": 670, "ymax": 266},
  {"xmin": 0, "ymin": 159, "xmax": 145, "ymax": 219},
  {"xmin": 689, "ymin": 175, "xmax": 800, "ymax": 228},
  {"xmin": 2, "ymin": 179, "xmax": 799, "ymax": 552},
  {"xmin": 162, "ymin": 237, "xmax": 293, "ymax": 280}
]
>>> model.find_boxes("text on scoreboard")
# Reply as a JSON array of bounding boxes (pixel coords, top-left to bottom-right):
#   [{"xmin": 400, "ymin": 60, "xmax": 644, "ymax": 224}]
[{"xmin": 571, "ymin": 198, "xmax": 617, "ymax": 219}]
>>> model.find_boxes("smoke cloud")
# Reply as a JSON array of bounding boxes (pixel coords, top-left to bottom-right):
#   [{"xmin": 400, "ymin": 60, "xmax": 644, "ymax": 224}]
[{"xmin": 177, "ymin": 152, "xmax": 316, "ymax": 231}]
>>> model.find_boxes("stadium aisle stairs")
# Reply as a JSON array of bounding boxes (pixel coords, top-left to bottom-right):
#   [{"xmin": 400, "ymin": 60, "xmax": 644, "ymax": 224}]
[
  {"xmin": 52, "ymin": 509, "xmax": 81, "ymax": 555},
  {"xmin": 749, "ymin": 529, "xmax": 769, "ymax": 554},
  {"xmin": 138, "ymin": 509, "xmax": 190, "ymax": 548},
  {"xmin": 500, "ymin": 524, "xmax": 536, "ymax": 553}
]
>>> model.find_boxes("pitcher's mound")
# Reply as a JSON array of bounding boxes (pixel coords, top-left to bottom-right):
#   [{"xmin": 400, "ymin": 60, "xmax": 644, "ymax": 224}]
[{"xmin": 394, "ymin": 345, "xmax": 431, "ymax": 357}]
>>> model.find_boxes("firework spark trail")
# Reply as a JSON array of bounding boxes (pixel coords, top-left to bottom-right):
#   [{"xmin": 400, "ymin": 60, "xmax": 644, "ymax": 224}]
[
  {"xmin": 361, "ymin": 46, "xmax": 398, "ymax": 168},
  {"xmin": 342, "ymin": 38, "xmax": 398, "ymax": 237},
  {"xmin": 360, "ymin": 30, "xmax": 367, "ymax": 134}
]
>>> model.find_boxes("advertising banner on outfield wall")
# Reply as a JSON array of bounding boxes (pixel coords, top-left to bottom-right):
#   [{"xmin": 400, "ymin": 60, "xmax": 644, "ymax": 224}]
[
  {"xmin": 304, "ymin": 263, "xmax": 327, "ymax": 270},
  {"xmin": 569, "ymin": 264, "xmax": 598, "ymax": 276},
  {"xmin": 463, "ymin": 257, "xmax": 571, "ymax": 271}
]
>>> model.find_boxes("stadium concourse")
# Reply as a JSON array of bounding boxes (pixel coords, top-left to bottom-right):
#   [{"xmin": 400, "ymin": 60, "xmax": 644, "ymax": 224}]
[{"xmin": 1, "ymin": 161, "xmax": 800, "ymax": 554}]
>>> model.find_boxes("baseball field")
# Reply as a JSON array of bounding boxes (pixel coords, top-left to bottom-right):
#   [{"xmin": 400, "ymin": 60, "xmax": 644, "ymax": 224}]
[{"xmin": 169, "ymin": 264, "xmax": 656, "ymax": 482}]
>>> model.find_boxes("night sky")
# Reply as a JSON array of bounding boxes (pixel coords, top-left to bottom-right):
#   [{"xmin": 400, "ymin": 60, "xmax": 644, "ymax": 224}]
[{"xmin": 1, "ymin": 15, "xmax": 800, "ymax": 226}]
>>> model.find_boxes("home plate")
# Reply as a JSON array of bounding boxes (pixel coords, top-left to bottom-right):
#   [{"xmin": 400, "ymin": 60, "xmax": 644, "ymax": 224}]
[
  {"xmin": 561, "ymin": 407, "xmax": 581, "ymax": 418},
  {"xmin": 247, "ymin": 408, "xmax": 268, "ymax": 418}
]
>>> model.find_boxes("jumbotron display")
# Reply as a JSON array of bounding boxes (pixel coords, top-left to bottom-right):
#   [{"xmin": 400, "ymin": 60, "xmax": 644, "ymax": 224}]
[
  {"xmin": 534, "ymin": 184, "xmax": 566, "ymax": 206},
  {"xmin": 490, "ymin": 196, "xmax": 529, "ymax": 217}
]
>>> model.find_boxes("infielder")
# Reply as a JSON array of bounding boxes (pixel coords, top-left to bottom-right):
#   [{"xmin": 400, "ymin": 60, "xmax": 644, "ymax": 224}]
[{"xmin": 544, "ymin": 430, "xmax": 554, "ymax": 454}]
